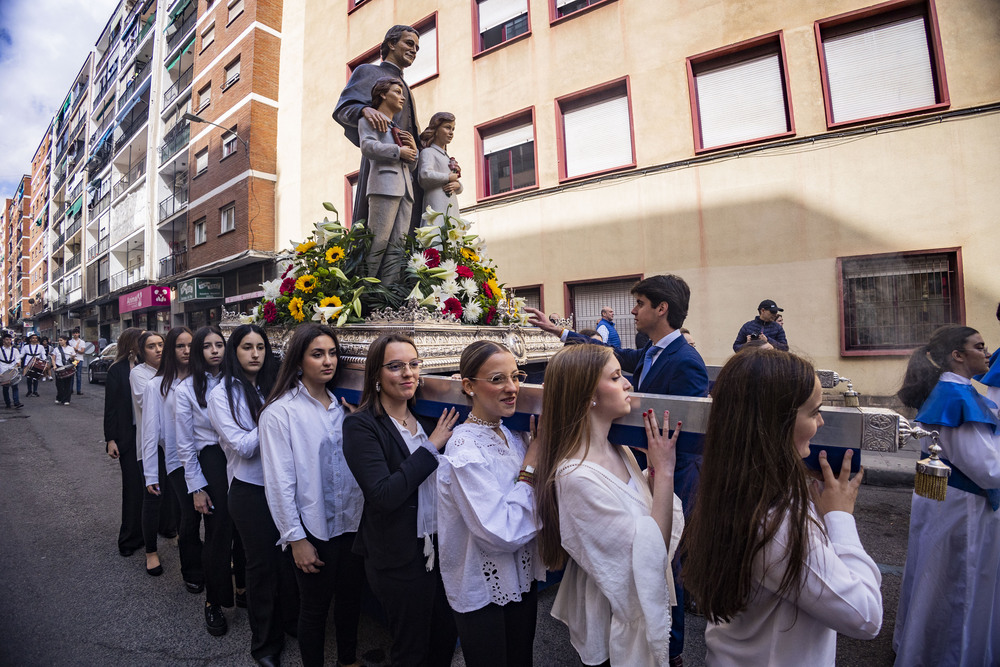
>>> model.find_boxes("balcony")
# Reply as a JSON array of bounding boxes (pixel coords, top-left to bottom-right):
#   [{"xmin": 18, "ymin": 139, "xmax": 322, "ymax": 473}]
[
  {"xmin": 90, "ymin": 191, "xmax": 111, "ymax": 218},
  {"xmin": 87, "ymin": 235, "xmax": 110, "ymax": 262},
  {"xmin": 122, "ymin": 58, "xmax": 152, "ymax": 106},
  {"xmin": 65, "ymin": 218, "xmax": 82, "ymax": 240},
  {"xmin": 114, "ymin": 103, "xmax": 149, "ymax": 154},
  {"xmin": 67, "ymin": 180, "xmax": 84, "ymax": 205},
  {"xmin": 112, "ymin": 160, "xmax": 147, "ymax": 200},
  {"xmin": 165, "ymin": 10, "xmax": 196, "ymax": 53},
  {"xmin": 159, "ymin": 188, "xmax": 189, "ymax": 221},
  {"xmin": 65, "ymin": 254, "xmax": 81, "ymax": 272},
  {"xmin": 121, "ymin": 12, "xmax": 156, "ymax": 65},
  {"xmin": 159, "ymin": 121, "xmax": 190, "ymax": 164},
  {"xmin": 163, "ymin": 65, "xmax": 193, "ymax": 108},
  {"xmin": 52, "ymin": 264, "xmax": 65, "ymax": 281},
  {"xmin": 51, "ymin": 232, "xmax": 66, "ymax": 252},
  {"xmin": 111, "ymin": 265, "xmax": 146, "ymax": 292},
  {"xmin": 158, "ymin": 249, "xmax": 187, "ymax": 279}
]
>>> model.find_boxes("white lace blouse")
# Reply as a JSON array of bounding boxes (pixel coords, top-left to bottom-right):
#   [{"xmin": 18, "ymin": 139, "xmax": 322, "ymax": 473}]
[{"xmin": 437, "ymin": 423, "xmax": 545, "ymax": 613}]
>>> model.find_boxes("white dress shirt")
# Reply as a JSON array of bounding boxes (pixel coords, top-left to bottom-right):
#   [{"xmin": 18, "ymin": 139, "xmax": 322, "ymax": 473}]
[
  {"xmin": 140, "ymin": 376, "xmax": 183, "ymax": 486},
  {"xmin": 705, "ymin": 509, "xmax": 882, "ymax": 667},
  {"xmin": 208, "ymin": 379, "xmax": 265, "ymax": 487},
  {"xmin": 174, "ymin": 373, "xmax": 222, "ymax": 492},
  {"xmin": 0, "ymin": 345, "xmax": 20, "ymax": 374},
  {"xmin": 54, "ymin": 345, "xmax": 77, "ymax": 366},
  {"xmin": 389, "ymin": 416, "xmax": 439, "ymax": 540},
  {"xmin": 437, "ymin": 423, "xmax": 545, "ymax": 613},
  {"xmin": 129, "ymin": 363, "xmax": 157, "ymax": 462},
  {"xmin": 259, "ymin": 383, "xmax": 363, "ymax": 547},
  {"xmin": 20, "ymin": 343, "xmax": 47, "ymax": 363}
]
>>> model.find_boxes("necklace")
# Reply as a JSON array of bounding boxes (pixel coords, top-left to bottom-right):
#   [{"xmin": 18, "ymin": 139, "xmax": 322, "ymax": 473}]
[{"xmin": 467, "ymin": 413, "xmax": 501, "ymax": 428}]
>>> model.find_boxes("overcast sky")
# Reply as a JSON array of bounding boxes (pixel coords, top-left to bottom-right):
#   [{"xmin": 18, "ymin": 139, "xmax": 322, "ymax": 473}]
[{"xmin": 0, "ymin": 0, "xmax": 119, "ymax": 198}]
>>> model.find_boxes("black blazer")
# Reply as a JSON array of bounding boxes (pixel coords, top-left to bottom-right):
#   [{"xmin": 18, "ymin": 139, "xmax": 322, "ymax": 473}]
[
  {"xmin": 103, "ymin": 359, "xmax": 135, "ymax": 446},
  {"xmin": 343, "ymin": 407, "xmax": 439, "ymax": 570}
]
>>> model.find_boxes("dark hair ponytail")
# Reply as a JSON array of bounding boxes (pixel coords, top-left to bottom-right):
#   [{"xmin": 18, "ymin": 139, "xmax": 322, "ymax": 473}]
[
  {"xmin": 898, "ymin": 325, "xmax": 979, "ymax": 409},
  {"xmin": 190, "ymin": 326, "xmax": 225, "ymax": 409}
]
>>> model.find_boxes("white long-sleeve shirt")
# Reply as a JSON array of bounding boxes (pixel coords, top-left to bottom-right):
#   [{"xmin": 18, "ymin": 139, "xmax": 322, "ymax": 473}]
[
  {"xmin": 705, "ymin": 509, "xmax": 883, "ymax": 667},
  {"xmin": 20, "ymin": 343, "xmax": 47, "ymax": 364},
  {"xmin": 437, "ymin": 423, "xmax": 545, "ymax": 613},
  {"xmin": 129, "ymin": 363, "xmax": 157, "ymax": 462},
  {"xmin": 174, "ymin": 373, "xmax": 221, "ymax": 492},
  {"xmin": 140, "ymin": 376, "xmax": 183, "ymax": 486},
  {"xmin": 258, "ymin": 383, "xmax": 362, "ymax": 547},
  {"xmin": 207, "ymin": 379, "xmax": 265, "ymax": 486},
  {"xmin": 0, "ymin": 345, "xmax": 21, "ymax": 374}
]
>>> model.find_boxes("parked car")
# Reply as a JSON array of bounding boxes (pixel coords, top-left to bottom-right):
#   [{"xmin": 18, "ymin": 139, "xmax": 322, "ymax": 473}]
[{"xmin": 88, "ymin": 344, "xmax": 117, "ymax": 384}]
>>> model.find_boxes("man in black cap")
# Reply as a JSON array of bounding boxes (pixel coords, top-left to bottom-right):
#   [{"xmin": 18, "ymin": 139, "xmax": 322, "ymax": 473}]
[{"xmin": 733, "ymin": 299, "xmax": 788, "ymax": 352}]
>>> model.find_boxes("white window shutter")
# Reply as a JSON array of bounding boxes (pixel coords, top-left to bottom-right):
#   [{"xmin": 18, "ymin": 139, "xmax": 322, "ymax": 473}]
[
  {"xmin": 404, "ymin": 25, "xmax": 437, "ymax": 86},
  {"xmin": 482, "ymin": 124, "xmax": 534, "ymax": 155},
  {"xmin": 563, "ymin": 94, "xmax": 632, "ymax": 178},
  {"xmin": 695, "ymin": 53, "xmax": 788, "ymax": 149},
  {"xmin": 823, "ymin": 15, "xmax": 935, "ymax": 123},
  {"xmin": 479, "ymin": 0, "xmax": 528, "ymax": 33}
]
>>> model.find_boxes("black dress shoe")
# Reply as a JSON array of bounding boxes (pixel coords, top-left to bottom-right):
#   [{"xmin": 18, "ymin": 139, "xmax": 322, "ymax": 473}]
[
  {"xmin": 185, "ymin": 580, "xmax": 205, "ymax": 594},
  {"xmin": 205, "ymin": 603, "xmax": 228, "ymax": 636},
  {"xmin": 235, "ymin": 590, "xmax": 248, "ymax": 608},
  {"xmin": 119, "ymin": 547, "xmax": 137, "ymax": 557},
  {"xmin": 255, "ymin": 654, "xmax": 280, "ymax": 667},
  {"xmin": 146, "ymin": 564, "xmax": 164, "ymax": 576}
]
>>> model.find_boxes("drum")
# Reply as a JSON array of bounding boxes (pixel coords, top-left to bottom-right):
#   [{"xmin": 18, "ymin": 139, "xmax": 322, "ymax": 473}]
[
  {"xmin": 24, "ymin": 357, "xmax": 47, "ymax": 380},
  {"xmin": 55, "ymin": 364, "xmax": 77, "ymax": 380},
  {"xmin": 0, "ymin": 367, "xmax": 20, "ymax": 386}
]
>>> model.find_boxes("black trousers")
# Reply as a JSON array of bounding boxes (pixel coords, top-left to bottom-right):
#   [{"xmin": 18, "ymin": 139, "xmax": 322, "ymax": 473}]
[
  {"xmin": 452, "ymin": 584, "xmax": 538, "ymax": 667},
  {"xmin": 24, "ymin": 375, "xmax": 38, "ymax": 394},
  {"xmin": 294, "ymin": 531, "xmax": 364, "ymax": 667},
  {"xmin": 168, "ymin": 467, "xmax": 204, "ymax": 585},
  {"xmin": 141, "ymin": 448, "xmax": 179, "ymax": 553},
  {"xmin": 55, "ymin": 376, "xmax": 73, "ymax": 403},
  {"xmin": 115, "ymin": 428, "xmax": 144, "ymax": 553},
  {"xmin": 199, "ymin": 444, "xmax": 235, "ymax": 606},
  {"xmin": 365, "ymin": 546, "xmax": 457, "ymax": 667},
  {"xmin": 229, "ymin": 479, "xmax": 297, "ymax": 660}
]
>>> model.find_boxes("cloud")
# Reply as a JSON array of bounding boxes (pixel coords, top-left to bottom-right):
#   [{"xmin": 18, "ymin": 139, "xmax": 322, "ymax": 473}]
[{"xmin": 0, "ymin": 0, "xmax": 119, "ymax": 196}]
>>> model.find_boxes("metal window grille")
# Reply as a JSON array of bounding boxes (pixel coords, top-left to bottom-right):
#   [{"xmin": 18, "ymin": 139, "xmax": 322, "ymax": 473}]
[
  {"xmin": 511, "ymin": 286, "xmax": 541, "ymax": 311},
  {"xmin": 841, "ymin": 252, "xmax": 959, "ymax": 351},
  {"xmin": 569, "ymin": 278, "xmax": 637, "ymax": 345}
]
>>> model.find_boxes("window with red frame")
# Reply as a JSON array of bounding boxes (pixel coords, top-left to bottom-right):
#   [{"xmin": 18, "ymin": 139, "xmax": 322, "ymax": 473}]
[
  {"xmin": 840, "ymin": 249, "xmax": 961, "ymax": 353},
  {"xmin": 476, "ymin": 0, "xmax": 529, "ymax": 52},
  {"xmin": 553, "ymin": 0, "xmax": 612, "ymax": 20},
  {"xmin": 557, "ymin": 79, "xmax": 634, "ymax": 180},
  {"xmin": 817, "ymin": 1, "xmax": 948, "ymax": 126},
  {"xmin": 479, "ymin": 118, "xmax": 535, "ymax": 197}
]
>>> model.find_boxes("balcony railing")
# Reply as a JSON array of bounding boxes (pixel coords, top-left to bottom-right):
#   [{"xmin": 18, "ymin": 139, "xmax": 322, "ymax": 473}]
[
  {"xmin": 121, "ymin": 12, "xmax": 156, "ymax": 64},
  {"xmin": 65, "ymin": 218, "xmax": 82, "ymax": 240},
  {"xmin": 158, "ymin": 188, "xmax": 189, "ymax": 221},
  {"xmin": 165, "ymin": 10, "xmax": 196, "ymax": 53},
  {"xmin": 122, "ymin": 58, "xmax": 152, "ymax": 105},
  {"xmin": 52, "ymin": 264, "xmax": 65, "ymax": 281},
  {"xmin": 87, "ymin": 235, "xmax": 110, "ymax": 261},
  {"xmin": 111, "ymin": 265, "xmax": 146, "ymax": 292},
  {"xmin": 112, "ymin": 160, "xmax": 147, "ymax": 200},
  {"xmin": 163, "ymin": 65, "xmax": 193, "ymax": 107},
  {"xmin": 51, "ymin": 232, "xmax": 66, "ymax": 252},
  {"xmin": 91, "ymin": 192, "xmax": 111, "ymax": 218},
  {"xmin": 114, "ymin": 104, "xmax": 149, "ymax": 154},
  {"xmin": 158, "ymin": 249, "xmax": 188, "ymax": 279},
  {"xmin": 67, "ymin": 181, "xmax": 84, "ymax": 204},
  {"xmin": 159, "ymin": 120, "xmax": 190, "ymax": 163},
  {"xmin": 65, "ymin": 254, "xmax": 81, "ymax": 272}
]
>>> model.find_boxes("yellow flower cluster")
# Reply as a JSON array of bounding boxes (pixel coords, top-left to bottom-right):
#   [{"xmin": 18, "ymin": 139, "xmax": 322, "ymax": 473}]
[
  {"xmin": 319, "ymin": 295, "xmax": 342, "ymax": 308},
  {"xmin": 296, "ymin": 241, "xmax": 317, "ymax": 254},
  {"xmin": 460, "ymin": 247, "xmax": 479, "ymax": 262},
  {"xmin": 289, "ymin": 297, "xmax": 305, "ymax": 322},
  {"xmin": 296, "ymin": 274, "xmax": 318, "ymax": 293},
  {"xmin": 326, "ymin": 246, "xmax": 346, "ymax": 263}
]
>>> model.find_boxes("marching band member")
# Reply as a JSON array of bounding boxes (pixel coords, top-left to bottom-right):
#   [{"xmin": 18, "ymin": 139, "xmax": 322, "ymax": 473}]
[{"xmin": 20, "ymin": 332, "xmax": 47, "ymax": 397}]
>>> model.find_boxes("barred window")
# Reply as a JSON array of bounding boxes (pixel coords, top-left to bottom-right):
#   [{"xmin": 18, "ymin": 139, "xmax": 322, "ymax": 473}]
[{"xmin": 568, "ymin": 277, "xmax": 639, "ymax": 345}]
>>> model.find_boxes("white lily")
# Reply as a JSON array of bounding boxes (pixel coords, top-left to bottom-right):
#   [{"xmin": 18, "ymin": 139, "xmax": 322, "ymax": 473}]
[
  {"xmin": 460, "ymin": 278, "xmax": 478, "ymax": 298},
  {"xmin": 311, "ymin": 305, "xmax": 343, "ymax": 324},
  {"xmin": 239, "ymin": 314, "xmax": 255, "ymax": 325},
  {"xmin": 447, "ymin": 227, "xmax": 464, "ymax": 243},
  {"xmin": 414, "ymin": 223, "xmax": 441, "ymax": 248},
  {"xmin": 462, "ymin": 300, "xmax": 483, "ymax": 323},
  {"xmin": 261, "ymin": 278, "xmax": 283, "ymax": 300},
  {"xmin": 422, "ymin": 207, "xmax": 444, "ymax": 225}
]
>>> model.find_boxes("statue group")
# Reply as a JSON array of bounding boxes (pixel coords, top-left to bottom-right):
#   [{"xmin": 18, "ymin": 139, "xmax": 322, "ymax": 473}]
[{"xmin": 333, "ymin": 25, "xmax": 463, "ymax": 281}]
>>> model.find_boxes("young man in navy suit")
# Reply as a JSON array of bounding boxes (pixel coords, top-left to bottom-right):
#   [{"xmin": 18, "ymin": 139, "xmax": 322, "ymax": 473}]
[{"xmin": 527, "ymin": 274, "xmax": 708, "ymax": 667}]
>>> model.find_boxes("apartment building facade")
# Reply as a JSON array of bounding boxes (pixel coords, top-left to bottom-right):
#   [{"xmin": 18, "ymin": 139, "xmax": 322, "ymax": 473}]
[
  {"xmin": 28, "ymin": 127, "xmax": 53, "ymax": 332},
  {"xmin": 275, "ymin": 0, "xmax": 1000, "ymax": 396},
  {"xmin": 2, "ymin": 177, "xmax": 33, "ymax": 330}
]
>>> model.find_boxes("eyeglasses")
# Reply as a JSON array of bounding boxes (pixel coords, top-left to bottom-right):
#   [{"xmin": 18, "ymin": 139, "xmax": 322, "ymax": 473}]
[
  {"xmin": 382, "ymin": 358, "xmax": 424, "ymax": 373},
  {"xmin": 469, "ymin": 371, "xmax": 528, "ymax": 386}
]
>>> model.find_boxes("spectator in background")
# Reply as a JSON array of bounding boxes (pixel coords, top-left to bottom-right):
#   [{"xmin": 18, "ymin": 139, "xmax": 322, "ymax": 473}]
[
  {"xmin": 776, "ymin": 313, "xmax": 784, "ymax": 328},
  {"xmin": 70, "ymin": 329, "xmax": 87, "ymax": 395},
  {"xmin": 596, "ymin": 306, "xmax": 622, "ymax": 348},
  {"xmin": 680, "ymin": 328, "xmax": 695, "ymax": 349},
  {"xmin": 743, "ymin": 338, "xmax": 774, "ymax": 351},
  {"xmin": 578, "ymin": 328, "xmax": 602, "ymax": 341},
  {"xmin": 733, "ymin": 300, "xmax": 788, "ymax": 352}
]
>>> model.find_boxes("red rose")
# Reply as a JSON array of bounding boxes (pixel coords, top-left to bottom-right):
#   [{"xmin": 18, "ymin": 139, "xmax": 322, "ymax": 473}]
[
  {"xmin": 280, "ymin": 277, "xmax": 296, "ymax": 295},
  {"xmin": 262, "ymin": 301, "xmax": 278, "ymax": 323},
  {"xmin": 482, "ymin": 281, "xmax": 493, "ymax": 299},
  {"xmin": 442, "ymin": 297, "xmax": 463, "ymax": 319},
  {"xmin": 486, "ymin": 306, "xmax": 496, "ymax": 325},
  {"xmin": 456, "ymin": 265, "xmax": 474, "ymax": 279},
  {"xmin": 423, "ymin": 248, "xmax": 441, "ymax": 268}
]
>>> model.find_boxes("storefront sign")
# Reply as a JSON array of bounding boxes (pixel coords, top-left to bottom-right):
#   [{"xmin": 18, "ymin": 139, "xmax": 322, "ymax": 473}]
[
  {"xmin": 225, "ymin": 290, "xmax": 264, "ymax": 304},
  {"xmin": 178, "ymin": 277, "xmax": 224, "ymax": 302},
  {"xmin": 119, "ymin": 286, "xmax": 171, "ymax": 314}
]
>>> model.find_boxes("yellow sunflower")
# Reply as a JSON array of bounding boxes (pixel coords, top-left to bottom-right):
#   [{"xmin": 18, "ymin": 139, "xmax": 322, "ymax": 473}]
[
  {"xmin": 460, "ymin": 247, "xmax": 479, "ymax": 262},
  {"xmin": 319, "ymin": 295, "xmax": 342, "ymax": 308},
  {"xmin": 295, "ymin": 274, "xmax": 318, "ymax": 293},
  {"xmin": 289, "ymin": 297, "xmax": 306, "ymax": 322},
  {"xmin": 486, "ymin": 276, "xmax": 501, "ymax": 298},
  {"xmin": 296, "ymin": 240, "xmax": 317, "ymax": 254},
  {"xmin": 326, "ymin": 246, "xmax": 346, "ymax": 263}
]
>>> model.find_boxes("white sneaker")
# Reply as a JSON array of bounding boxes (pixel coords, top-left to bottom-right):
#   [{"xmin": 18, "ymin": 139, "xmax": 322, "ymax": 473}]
[
  {"xmin": 63, "ymin": 402, "xmax": 70, "ymax": 406},
  {"xmin": 55, "ymin": 400, "xmax": 61, "ymax": 404}
]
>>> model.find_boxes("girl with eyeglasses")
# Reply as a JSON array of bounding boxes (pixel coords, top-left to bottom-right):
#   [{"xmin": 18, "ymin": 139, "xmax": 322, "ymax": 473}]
[
  {"xmin": 437, "ymin": 340, "xmax": 545, "ymax": 666},
  {"xmin": 343, "ymin": 333, "xmax": 460, "ymax": 667},
  {"xmin": 259, "ymin": 323, "xmax": 363, "ymax": 667},
  {"xmin": 893, "ymin": 325, "xmax": 999, "ymax": 666}
]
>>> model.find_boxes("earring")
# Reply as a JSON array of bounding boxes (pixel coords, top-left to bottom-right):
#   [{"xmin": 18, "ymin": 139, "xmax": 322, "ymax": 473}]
[
  {"xmin": 591, "ymin": 401, "xmax": 597, "ymax": 407},
  {"xmin": 375, "ymin": 381, "xmax": 381, "ymax": 392},
  {"xmin": 469, "ymin": 391, "xmax": 475, "ymax": 397},
  {"xmin": 419, "ymin": 377, "xmax": 425, "ymax": 387}
]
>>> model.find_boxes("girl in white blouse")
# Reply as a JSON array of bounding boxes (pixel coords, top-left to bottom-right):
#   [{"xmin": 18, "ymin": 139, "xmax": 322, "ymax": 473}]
[
  {"xmin": 140, "ymin": 327, "xmax": 192, "ymax": 578},
  {"xmin": 258, "ymin": 323, "xmax": 364, "ymax": 667},
  {"xmin": 175, "ymin": 325, "xmax": 236, "ymax": 637},
  {"xmin": 437, "ymin": 340, "xmax": 544, "ymax": 666},
  {"xmin": 683, "ymin": 349, "xmax": 882, "ymax": 667},
  {"xmin": 209, "ymin": 324, "xmax": 298, "ymax": 666},
  {"xmin": 534, "ymin": 344, "xmax": 683, "ymax": 667}
]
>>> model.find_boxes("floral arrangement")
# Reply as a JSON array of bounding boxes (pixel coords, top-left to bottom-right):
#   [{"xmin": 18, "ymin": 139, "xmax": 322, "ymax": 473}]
[
  {"xmin": 256, "ymin": 203, "xmax": 380, "ymax": 327},
  {"xmin": 402, "ymin": 207, "xmax": 529, "ymax": 326},
  {"xmin": 253, "ymin": 203, "xmax": 529, "ymax": 327}
]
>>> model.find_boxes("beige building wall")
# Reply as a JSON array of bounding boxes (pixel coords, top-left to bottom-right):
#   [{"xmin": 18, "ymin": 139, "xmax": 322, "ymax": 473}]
[{"xmin": 277, "ymin": 0, "xmax": 1000, "ymax": 397}]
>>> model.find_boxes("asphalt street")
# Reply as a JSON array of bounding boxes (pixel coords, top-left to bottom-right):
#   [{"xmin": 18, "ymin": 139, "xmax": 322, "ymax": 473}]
[{"xmin": 0, "ymin": 380, "xmax": 910, "ymax": 666}]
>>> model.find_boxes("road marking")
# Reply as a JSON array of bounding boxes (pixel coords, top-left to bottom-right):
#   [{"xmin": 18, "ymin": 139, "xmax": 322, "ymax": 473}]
[{"xmin": 877, "ymin": 563, "xmax": 904, "ymax": 576}]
